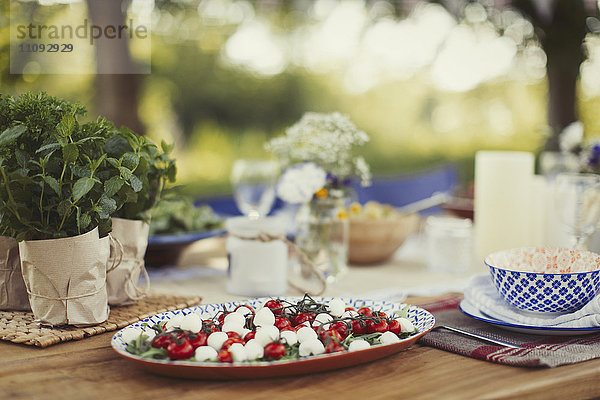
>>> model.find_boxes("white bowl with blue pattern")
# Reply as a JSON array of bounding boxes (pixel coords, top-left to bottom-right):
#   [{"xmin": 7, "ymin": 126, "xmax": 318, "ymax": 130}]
[{"xmin": 485, "ymin": 247, "xmax": 600, "ymax": 313}]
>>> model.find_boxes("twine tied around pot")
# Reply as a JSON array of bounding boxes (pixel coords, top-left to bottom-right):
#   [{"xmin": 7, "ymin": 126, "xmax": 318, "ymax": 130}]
[
  {"xmin": 106, "ymin": 235, "xmax": 150, "ymax": 302},
  {"xmin": 229, "ymin": 231, "xmax": 327, "ymax": 296}
]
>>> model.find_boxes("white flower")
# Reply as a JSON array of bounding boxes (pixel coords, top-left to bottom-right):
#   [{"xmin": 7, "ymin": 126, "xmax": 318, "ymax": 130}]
[
  {"xmin": 276, "ymin": 162, "xmax": 327, "ymax": 204},
  {"xmin": 266, "ymin": 112, "xmax": 370, "ymax": 185},
  {"xmin": 560, "ymin": 121, "xmax": 584, "ymax": 153}
]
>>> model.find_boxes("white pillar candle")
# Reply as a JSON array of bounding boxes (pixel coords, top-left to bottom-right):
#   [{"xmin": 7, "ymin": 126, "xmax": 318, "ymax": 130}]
[{"xmin": 474, "ymin": 151, "xmax": 535, "ymax": 267}]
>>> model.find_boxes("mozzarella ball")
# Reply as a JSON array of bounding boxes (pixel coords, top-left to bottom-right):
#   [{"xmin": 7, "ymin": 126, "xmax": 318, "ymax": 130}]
[
  {"xmin": 254, "ymin": 325, "xmax": 280, "ymax": 347},
  {"xmin": 312, "ymin": 313, "xmax": 333, "ymax": 330},
  {"xmin": 328, "ymin": 298, "xmax": 346, "ymax": 317},
  {"xmin": 244, "ymin": 339, "xmax": 264, "ymax": 360},
  {"xmin": 348, "ymin": 339, "xmax": 371, "ymax": 352},
  {"xmin": 165, "ymin": 314, "xmax": 184, "ymax": 330},
  {"xmin": 207, "ymin": 331, "xmax": 228, "ymax": 350},
  {"xmin": 229, "ymin": 342, "xmax": 247, "ymax": 362},
  {"xmin": 195, "ymin": 346, "xmax": 218, "ymax": 361},
  {"xmin": 120, "ymin": 327, "xmax": 146, "ymax": 344},
  {"xmin": 280, "ymin": 330, "xmax": 298, "ymax": 346},
  {"xmin": 296, "ymin": 326, "xmax": 318, "ymax": 343},
  {"xmin": 223, "ymin": 312, "xmax": 246, "ymax": 327},
  {"xmin": 379, "ymin": 331, "xmax": 401, "ymax": 345},
  {"xmin": 254, "ymin": 307, "xmax": 275, "ymax": 327},
  {"xmin": 235, "ymin": 306, "xmax": 254, "ymax": 317},
  {"xmin": 299, "ymin": 339, "xmax": 325, "ymax": 356},
  {"xmin": 221, "ymin": 321, "xmax": 247, "ymax": 337},
  {"xmin": 396, "ymin": 317, "xmax": 415, "ymax": 332},
  {"xmin": 179, "ymin": 313, "xmax": 203, "ymax": 332}
]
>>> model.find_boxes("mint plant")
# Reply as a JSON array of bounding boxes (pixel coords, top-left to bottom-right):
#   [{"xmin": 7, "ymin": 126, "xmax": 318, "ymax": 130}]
[{"xmin": 0, "ymin": 92, "xmax": 176, "ymax": 241}]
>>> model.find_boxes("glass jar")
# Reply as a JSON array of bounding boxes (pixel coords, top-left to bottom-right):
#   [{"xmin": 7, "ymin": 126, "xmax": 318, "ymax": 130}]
[
  {"xmin": 295, "ymin": 188, "xmax": 351, "ymax": 283},
  {"xmin": 425, "ymin": 215, "xmax": 473, "ymax": 275}
]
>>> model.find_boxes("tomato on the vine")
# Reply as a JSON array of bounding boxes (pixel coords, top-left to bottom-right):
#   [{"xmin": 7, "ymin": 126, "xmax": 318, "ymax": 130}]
[
  {"xmin": 244, "ymin": 331, "xmax": 256, "ymax": 342},
  {"xmin": 264, "ymin": 300, "xmax": 285, "ymax": 316},
  {"xmin": 274, "ymin": 317, "xmax": 292, "ymax": 331},
  {"xmin": 203, "ymin": 320, "xmax": 220, "ymax": 333},
  {"xmin": 217, "ymin": 349, "xmax": 233, "ymax": 363},
  {"xmin": 351, "ymin": 319, "xmax": 368, "ymax": 335},
  {"xmin": 292, "ymin": 312, "xmax": 315, "ymax": 327},
  {"xmin": 151, "ymin": 334, "xmax": 173, "ymax": 349},
  {"xmin": 329, "ymin": 321, "xmax": 349, "ymax": 338},
  {"xmin": 264, "ymin": 342, "xmax": 286, "ymax": 360},
  {"xmin": 345, "ymin": 307, "xmax": 356, "ymax": 312},
  {"xmin": 367, "ymin": 319, "xmax": 389, "ymax": 334},
  {"xmin": 189, "ymin": 332, "xmax": 208, "ymax": 348},
  {"xmin": 357, "ymin": 307, "xmax": 373, "ymax": 317},
  {"xmin": 372, "ymin": 311, "xmax": 387, "ymax": 319},
  {"xmin": 387, "ymin": 319, "xmax": 402, "ymax": 335},
  {"xmin": 166, "ymin": 339, "xmax": 194, "ymax": 360}
]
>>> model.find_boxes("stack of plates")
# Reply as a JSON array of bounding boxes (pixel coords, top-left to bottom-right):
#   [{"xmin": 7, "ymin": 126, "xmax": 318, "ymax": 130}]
[{"xmin": 459, "ymin": 298, "xmax": 600, "ymax": 336}]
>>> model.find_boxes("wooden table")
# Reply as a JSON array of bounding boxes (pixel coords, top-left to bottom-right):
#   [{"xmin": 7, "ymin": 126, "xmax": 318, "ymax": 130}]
[{"xmin": 3, "ymin": 237, "xmax": 600, "ymax": 400}]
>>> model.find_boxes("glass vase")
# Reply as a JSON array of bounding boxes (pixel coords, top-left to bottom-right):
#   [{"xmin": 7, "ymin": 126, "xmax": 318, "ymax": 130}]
[{"xmin": 295, "ymin": 188, "xmax": 350, "ymax": 283}]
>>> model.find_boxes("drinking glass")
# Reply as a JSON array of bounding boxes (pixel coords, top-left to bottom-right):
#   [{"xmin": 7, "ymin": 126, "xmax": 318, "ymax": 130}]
[
  {"xmin": 230, "ymin": 159, "xmax": 279, "ymax": 219},
  {"xmin": 554, "ymin": 173, "xmax": 600, "ymax": 250}
]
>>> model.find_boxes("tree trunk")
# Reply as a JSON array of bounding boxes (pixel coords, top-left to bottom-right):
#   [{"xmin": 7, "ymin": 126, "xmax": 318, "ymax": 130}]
[
  {"xmin": 513, "ymin": 0, "xmax": 587, "ymax": 151},
  {"xmin": 85, "ymin": 0, "xmax": 144, "ymax": 134}
]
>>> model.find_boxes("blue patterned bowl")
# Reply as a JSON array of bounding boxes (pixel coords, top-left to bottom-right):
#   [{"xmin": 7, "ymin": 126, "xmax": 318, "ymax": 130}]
[{"xmin": 485, "ymin": 247, "xmax": 600, "ymax": 313}]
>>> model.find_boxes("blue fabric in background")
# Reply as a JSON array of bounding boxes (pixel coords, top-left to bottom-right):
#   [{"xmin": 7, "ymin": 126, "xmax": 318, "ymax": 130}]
[{"xmin": 196, "ymin": 164, "xmax": 458, "ymax": 216}]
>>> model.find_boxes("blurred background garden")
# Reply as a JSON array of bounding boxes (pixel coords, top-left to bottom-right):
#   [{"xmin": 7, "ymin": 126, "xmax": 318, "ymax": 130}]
[{"xmin": 2, "ymin": 0, "xmax": 600, "ymax": 198}]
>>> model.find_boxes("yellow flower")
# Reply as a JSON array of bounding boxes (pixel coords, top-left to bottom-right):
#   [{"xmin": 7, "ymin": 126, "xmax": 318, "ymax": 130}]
[
  {"xmin": 349, "ymin": 202, "xmax": 362, "ymax": 214},
  {"xmin": 315, "ymin": 188, "xmax": 328, "ymax": 198},
  {"xmin": 337, "ymin": 209, "xmax": 348, "ymax": 220}
]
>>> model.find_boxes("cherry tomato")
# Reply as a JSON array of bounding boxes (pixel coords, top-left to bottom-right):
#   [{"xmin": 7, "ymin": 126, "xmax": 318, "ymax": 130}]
[
  {"xmin": 329, "ymin": 321, "xmax": 349, "ymax": 338},
  {"xmin": 202, "ymin": 320, "xmax": 220, "ymax": 334},
  {"xmin": 264, "ymin": 342, "xmax": 286, "ymax": 360},
  {"xmin": 351, "ymin": 319, "xmax": 368, "ymax": 335},
  {"xmin": 319, "ymin": 328, "xmax": 343, "ymax": 344},
  {"xmin": 357, "ymin": 307, "xmax": 373, "ymax": 317},
  {"xmin": 151, "ymin": 334, "xmax": 173, "ymax": 349},
  {"xmin": 372, "ymin": 311, "xmax": 387, "ymax": 319},
  {"xmin": 345, "ymin": 307, "xmax": 356, "ymax": 312},
  {"xmin": 217, "ymin": 349, "xmax": 233, "ymax": 363},
  {"xmin": 166, "ymin": 339, "xmax": 194, "ymax": 360},
  {"xmin": 325, "ymin": 341, "xmax": 345, "ymax": 353},
  {"xmin": 274, "ymin": 317, "xmax": 292, "ymax": 331},
  {"xmin": 222, "ymin": 337, "xmax": 245, "ymax": 350},
  {"xmin": 244, "ymin": 331, "xmax": 256, "ymax": 342},
  {"xmin": 367, "ymin": 319, "xmax": 389, "ymax": 334},
  {"xmin": 226, "ymin": 331, "xmax": 242, "ymax": 339},
  {"xmin": 217, "ymin": 312, "xmax": 227, "ymax": 325},
  {"xmin": 292, "ymin": 312, "xmax": 316, "ymax": 327},
  {"xmin": 189, "ymin": 331, "xmax": 208, "ymax": 348},
  {"xmin": 387, "ymin": 319, "xmax": 402, "ymax": 335},
  {"xmin": 264, "ymin": 300, "xmax": 285, "ymax": 316}
]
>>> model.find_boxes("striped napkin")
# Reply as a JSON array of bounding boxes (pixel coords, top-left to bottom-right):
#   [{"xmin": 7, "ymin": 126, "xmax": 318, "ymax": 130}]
[{"xmin": 417, "ymin": 294, "xmax": 600, "ymax": 368}]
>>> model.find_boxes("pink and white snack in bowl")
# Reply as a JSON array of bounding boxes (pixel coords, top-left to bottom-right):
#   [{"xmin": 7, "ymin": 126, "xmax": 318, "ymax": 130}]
[{"xmin": 484, "ymin": 247, "xmax": 600, "ymax": 313}]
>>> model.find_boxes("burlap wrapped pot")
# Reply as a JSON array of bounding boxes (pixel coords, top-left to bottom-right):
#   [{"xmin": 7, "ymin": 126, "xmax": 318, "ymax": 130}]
[
  {"xmin": 106, "ymin": 217, "xmax": 150, "ymax": 306},
  {"xmin": 0, "ymin": 236, "xmax": 30, "ymax": 310},
  {"xmin": 19, "ymin": 227, "xmax": 110, "ymax": 326}
]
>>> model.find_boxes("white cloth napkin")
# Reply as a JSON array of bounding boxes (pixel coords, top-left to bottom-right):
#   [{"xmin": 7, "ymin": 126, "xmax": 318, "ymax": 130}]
[{"xmin": 464, "ymin": 274, "xmax": 600, "ymax": 328}]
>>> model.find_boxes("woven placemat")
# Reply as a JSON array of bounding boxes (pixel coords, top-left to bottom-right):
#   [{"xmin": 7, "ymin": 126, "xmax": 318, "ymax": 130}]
[{"xmin": 0, "ymin": 293, "xmax": 202, "ymax": 348}]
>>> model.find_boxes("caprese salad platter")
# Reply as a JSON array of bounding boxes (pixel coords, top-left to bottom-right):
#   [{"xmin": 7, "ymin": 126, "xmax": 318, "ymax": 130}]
[{"xmin": 111, "ymin": 295, "xmax": 435, "ymax": 379}]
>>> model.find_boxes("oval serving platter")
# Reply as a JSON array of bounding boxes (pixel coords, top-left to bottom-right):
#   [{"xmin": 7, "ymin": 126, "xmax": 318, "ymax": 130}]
[{"xmin": 111, "ymin": 297, "xmax": 435, "ymax": 380}]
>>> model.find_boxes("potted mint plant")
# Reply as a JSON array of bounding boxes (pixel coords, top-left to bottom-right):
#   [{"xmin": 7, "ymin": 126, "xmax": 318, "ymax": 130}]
[
  {"xmin": 92, "ymin": 120, "xmax": 176, "ymax": 306},
  {"xmin": 0, "ymin": 92, "xmax": 116, "ymax": 325}
]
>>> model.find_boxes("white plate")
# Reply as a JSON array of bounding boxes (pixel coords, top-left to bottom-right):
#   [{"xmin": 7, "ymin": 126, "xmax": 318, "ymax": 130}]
[{"xmin": 459, "ymin": 299, "xmax": 600, "ymax": 336}]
